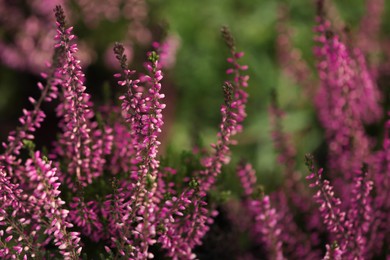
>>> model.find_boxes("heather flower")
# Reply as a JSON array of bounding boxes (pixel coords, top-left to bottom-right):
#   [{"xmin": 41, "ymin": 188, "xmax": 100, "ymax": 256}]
[
  {"xmin": 152, "ymin": 35, "xmax": 181, "ymax": 70},
  {"xmin": 156, "ymin": 186, "xmax": 218, "ymax": 260},
  {"xmin": 0, "ymin": 108, "xmax": 45, "ymax": 180},
  {"xmin": 107, "ymin": 42, "xmax": 166, "ymax": 258},
  {"xmin": 139, "ymin": 28, "xmax": 250, "ymax": 259},
  {"xmin": 25, "ymin": 151, "xmax": 82, "ymax": 259},
  {"xmin": 313, "ymin": 14, "xmax": 375, "ymax": 187},
  {"xmin": 237, "ymin": 161, "xmax": 257, "ymax": 197},
  {"xmin": 1, "ymin": 2, "xmax": 388, "ymax": 259},
  {"xmin": 236, "ymin": 163, "xmax": 285, "ymax": 260},
  {"xmin": 96, "ymin": 104, "xmax": 137, "ymax": 176},
  {"xmin": 152, "ymin": 169, "xmax": 197, "ymax": 258},
  {"xmin": 158, "ymin": 79, "xmax": 246, "ymax": 258},
  {"xmin": 269, "ymin": 91, "xmax": 302, "ymax": 191},
  {"xmin": 109, "ymin": 119, "xmax": 135, "ymax": 175},
  {"xmin": 273, "ymin": 192, "xmax": 321, "ymax": 259},
  {"xmin": 198, "ymin": 78, "xmax": 248, "ymax": 192},
  {"xmin": 113, "ymin": 44, "xmax": 165, "ymax": 181},
  {"xmin": 276, "ymin": 4, "xmax": 316, "ymax": 96},
  {"xmin": 248, "ymin": 195, "xmax": 285, "ymax": 260},
  {"xmin": 159, "ymin": 28, "xmax": 250, "ymax": 258},
  {"xmin": 0, "ymin": 50, "xmax": 61, "ymax": 183},
  {"xmin": 357, "ymin": 0, "xmax": 384, "ymax": 62},
  {"xmin": 0, "ymin": 167, "xmax": 40, "ymax": 259},
  {"xmin": 221, "ymin": 26, "xmax": 249, "ymax": 127},
  {"xmin": 305, "ymin": 154, "xmax": 349, "ymax": 250},
  {"xmin": 68, "ymin": 197, "xmax": 104, "ymax": 242},
  {"xmin": 0, "ymin": 0, "xmax": 62, "ymax": 73},
  {"xmin": 323, "ymin": 242, "xmax": 343, "ymax": 260},
  {"xmin": 345, "ymin": 165, "xmax": 373, "ymax": 259},
  {"xmin": 102, "ymin": 178, "xmax": 136, "ymax": 258},
  {"xmin": 52, "ymin": 5, "xmax": 113, "ymax": 188},
  {"xmin": 365, "ymin": 113, "xmax": 390, "ymax": 256},
  {"xmin": 350, "ymin": 48, "xmax": 382, "ymax": 124}
]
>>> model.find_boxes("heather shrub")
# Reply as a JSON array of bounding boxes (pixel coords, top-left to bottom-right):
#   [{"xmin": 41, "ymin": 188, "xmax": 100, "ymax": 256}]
[{"xmin": 0, "ymin": 0, "xmax": 389, "ymax": 259}]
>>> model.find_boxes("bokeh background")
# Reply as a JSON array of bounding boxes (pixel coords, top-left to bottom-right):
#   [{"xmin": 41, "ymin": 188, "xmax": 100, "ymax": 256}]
[{"xmin": 1, "ymin": 0, "xmax": 390, "ymax": 190}]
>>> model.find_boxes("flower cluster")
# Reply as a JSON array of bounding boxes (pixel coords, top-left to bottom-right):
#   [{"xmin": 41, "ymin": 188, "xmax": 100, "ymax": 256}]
[
  {"xmin": 25, "ymin": 151, "xmax": 82, "ymax": 259},
  {"xmin": 51, "ymin": 5, "xmax": 113, "ymax": 189},
  {"xmin": 305, "ymin": 155, "xmax": 348, "ymax": 250},
  {"xmin": 236, "ymin": 162, "xmax": 285, "ymax": 260},
  {"xmin": 0, "ymin": 1, "xmax": 390, "ymax": 259}
]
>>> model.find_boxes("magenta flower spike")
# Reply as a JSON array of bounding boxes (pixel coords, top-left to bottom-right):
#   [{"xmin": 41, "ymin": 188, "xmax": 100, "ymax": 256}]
[
  {"xmin": 357, "ymin": 0, "xmax": 385, "ymax": 59},
  {"xmin": 0, "ymin": 166, "xmax": 40, "ymax": 259},
  {"xmin": 313, "ymin": 14, "xmax": 375, "ymax": 186},
  {"xmin": 305, "ymin": 154, "xmax": 350, "ymax": 251},
  {"xmin": 152, "ymin": 35, "xmax": 181, "ymax": 70},
  {"xmin": 276, "ymin": 5, "xmax": 316, "ymax": 97},
  {"xmin": 323, "ymin": 242, "xmax": 343, "ymax": 260},
  {"xmin": 236, "ymin": 163, "xmax": 285, "ymax": 260},
  {"xmin": 68, "ymin": 197, "xmax": 104, "ymax": 242},
  {"xmin": 198, "ymin": 27, "xmax": 249, "ymax": 193},
  {"xmin": 0, "ymin": 48, "xmax": 61, "ymax": 183},
  {"xmin": 366, "ymin": 113, "xmax": 390, "ymax": 256},
  {"xmin": 25, "ymin": 151, "xmax": 82, "ymax": 259},
  {"xmin": 345, "ymin": 165, "xmax": 373, "ymax": 259},
  {"xmin": 52, "ymin": 5, "xmax": 113, "ymax": 188},
  {"xmin": 107, "ymin": 42, "xmax": 166, "ymax": 258}
]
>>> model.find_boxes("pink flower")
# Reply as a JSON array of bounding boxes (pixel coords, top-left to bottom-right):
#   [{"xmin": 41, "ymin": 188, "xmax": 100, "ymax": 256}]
[
  {"xmin": 25, "ymin": 150, "xmax": 82, "ymax": 259},
  {"xmin": 51, "ymin": 5, "xmax": 113, "ymax": 188}
]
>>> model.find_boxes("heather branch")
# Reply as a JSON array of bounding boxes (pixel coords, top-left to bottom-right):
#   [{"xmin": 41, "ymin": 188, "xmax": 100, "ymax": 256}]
[
  {"xmin": 54, "ymin": 5, "xmax": 91, "ymax": 182},
  {"xmin": 276, "ymin": 5, "xmax": 316, "ymax": 97},
  {"xmin": 221, "ymin": 26, "xmax": 249, "ymax": 90},
  {"xmin": 162, "ymin": 31, "xmax": 249, "ymax": 258},
  {"xmin": 26, "ymin": 151, "xmax": 82, "ymax": 259},
  {"xmin": 0, "ymin": 44, "xmax": 61, "ymax": 179},
  {"xmin": 112, "ymin": 44, "xmax": 166, "ymax": 258},
  {"xmin": 313, "ymin": 10, "xmax": 378, "ymax": 184},
  {"xmin": 323, "ymin": 242, "xmax": 343, "ymax": 260},
  {"xmin": 0, "ymin": 168, "xmax": 41, "ymax": 258},
  {"xmin": 53, "ymin": 5, "xmax": 113, "ymax": 188},
  {"xmin": 104, "ymin": 178, "xmax": 136, "ymax": 258},
  {"xmin": 269, "ymin": 90, "xmax": 297, "ymax": 184},
  {"xmin": 345, "ymin": 165, "xmax": 373, "ymax": 258},
  {"xmin": 112, "ymin": 43, "xmax": 145, "ymax": 256},
  {"xmin": 236, "ymin": 163, "xmax": 285, "ymax": 260},
  {"xmin": 68, "ymin": 197, "xmax": 104, "ymax": 242},
  {"xmin": 221, "ymin": 26, "xmax": 236, "ymax": 52},
  {"xmin": 305, "ymin": 154, "xmax": 349, "ymax": 249},
  {"xmin": 366, "ymin": 115, "xmax": 390, "ymax": 255}
]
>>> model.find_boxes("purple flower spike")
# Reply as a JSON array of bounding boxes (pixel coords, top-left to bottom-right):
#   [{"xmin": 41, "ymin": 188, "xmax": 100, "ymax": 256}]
[
  {"xmin": 52, "ymin": 5, "xmax": 113, "ymax": 188},
  {"xmin": 236, "ymin": 163, "xmax": 285, "ymax": 260},
  {"xmin": 25, "ymin": 151, "xmax": 82, "ymax": 259},
  {"xmin": 305, "ymin": 154, "xmax": 349, "ymax": 250}
]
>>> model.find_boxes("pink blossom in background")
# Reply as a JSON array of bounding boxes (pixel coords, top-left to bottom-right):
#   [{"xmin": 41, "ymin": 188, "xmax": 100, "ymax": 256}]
[
  {"xmin": 105, "ymin": 43, "xmax": 134, "ymax": 70},
  {"xmin": 276, "ymin": 4, "xmax": 317, "ymax": 97},
  {"xmin": 357, "ymin": 0, "xmax": 385, "ymax": 62},
  {"xmin": 153, "ymin": 35, "xmax": 181, "ymax": 70},
  {"xmin": 314, "ymin": 16, "xmax": 378, "ymax": 186},
  {"xmin": 0, "ymin": 0, "xmax": 151, "ymax": 74}
]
